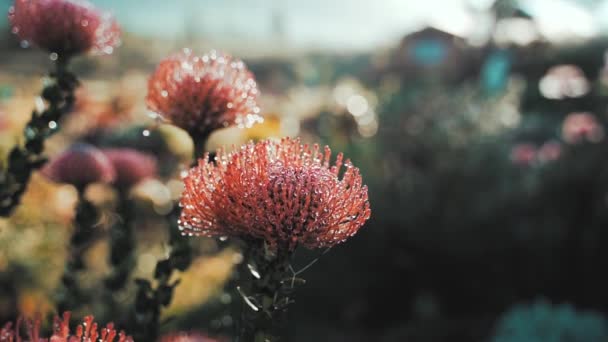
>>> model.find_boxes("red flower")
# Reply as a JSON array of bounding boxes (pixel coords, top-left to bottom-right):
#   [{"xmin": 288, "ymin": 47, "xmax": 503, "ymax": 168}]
[
  {"xmin": 179, "ymin": 138, "xmax": 371, "ymax": 251},
  {"xmin": 561, "ymin": 112, "xmax": 604, "ymax": 144},
  {"xmin": 0, "ymin": 312, "xmax": 132, "ymax": 341},
  {"xmin": 146, "ymin": 49, "xmax": 262, "ymax": 139},
  {"xmin": 8, "ymin": 0, "xmax": 121, "ymax": 57},
  {"xmin": 41, "ymin": 143, "xmax": 115, "ymax": 188},
  {"xmin": 510, "ymin": 143, "xmax": 537, "ymax": 166},
  {"xmin": 102, "ymin": 148, "xmax": 158, "ymax": 189}
]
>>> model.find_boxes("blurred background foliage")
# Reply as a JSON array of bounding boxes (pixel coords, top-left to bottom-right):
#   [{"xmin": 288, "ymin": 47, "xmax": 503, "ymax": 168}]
[{"xmin": 4, "ymin": 0, "xmax": 608, "ymax": 340}]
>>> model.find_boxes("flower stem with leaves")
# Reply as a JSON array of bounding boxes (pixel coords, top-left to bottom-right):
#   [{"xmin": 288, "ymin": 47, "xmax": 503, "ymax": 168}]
[{"xmin": 0, "ymin": 57, "xmax": 78, "ymax": 217}]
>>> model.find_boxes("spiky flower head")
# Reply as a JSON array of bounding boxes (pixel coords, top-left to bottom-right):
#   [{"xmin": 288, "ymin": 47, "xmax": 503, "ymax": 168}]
[
  {"xmin": 41, "ymin": 143, "xmax": 115, "ymax": 188},
  {"xmin": 8, "ymin": 0, "xmax": 121, "ymax": 57},
  {"xmin": 0, "ymin": 312, "xmax": 132, "ymax": 341},
  {"xmin": 146, "ymin": 49, "xmax": 262, "ymax": 140},
  {"xmin": 178, "ymin": 138, "xmax": 371, "ymax": 251},
  {"xmin": 102, "ymin": 148, "xmax": 158, "ymax": 189}
]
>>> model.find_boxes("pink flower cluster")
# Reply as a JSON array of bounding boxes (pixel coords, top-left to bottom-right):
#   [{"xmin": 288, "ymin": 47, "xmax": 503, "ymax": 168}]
[{"xmin": 41, "ymin": 144, "xmax": 157, "ymax": 189}]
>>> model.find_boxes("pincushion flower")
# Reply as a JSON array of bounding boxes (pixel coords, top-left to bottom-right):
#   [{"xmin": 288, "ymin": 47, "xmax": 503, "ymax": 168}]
[
  {"xmin": 178, "ymin": 138, "xmax": 371, "ymax": 251},
  {"xmin": 102, "ymin": 148, "xmax": 158, "ymax": 189},
  {"xmin": 41, "ymin": 143, "xmax": 115, "ymax": 188},
  {"xmin": 0, "ymin": 312, "xmax": 133, "ymax": 341},
  {"xmin": 146, "ymin": 49, "xmax": 262, "ymax": 140},
  {"xmin": 8, "ymin": 0, "xmax": 121, "ymax": 57}
]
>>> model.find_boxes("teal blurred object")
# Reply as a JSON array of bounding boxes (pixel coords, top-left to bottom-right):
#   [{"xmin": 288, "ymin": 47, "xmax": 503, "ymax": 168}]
[
  {"xmin": 481, "ymin": 50, "xmax": 511, "ymax": 95},
  {"xmin": 493, "ymin": 299, "xmax": 608, "ymax": 342},
  {"xmin": 0, "ymin": 85, "xmax": 13, "ymax": 100},
  {"xmin": 410, "ymin": 39, "xmax": 447, "ymax": 66}
]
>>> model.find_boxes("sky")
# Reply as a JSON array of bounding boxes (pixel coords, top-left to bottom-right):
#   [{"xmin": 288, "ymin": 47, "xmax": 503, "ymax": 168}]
[{"xmin": 1, "ymin": 0, "xmax": 607, "ymax": 51}]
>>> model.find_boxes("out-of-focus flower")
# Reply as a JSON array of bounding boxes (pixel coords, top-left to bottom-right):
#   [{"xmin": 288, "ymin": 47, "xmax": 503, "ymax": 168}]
[
  {"xmin": 537, "ymin": 140, "xmax": 562, "ymax": 163},
  {"xmin": 510, "ymin": 143, "xmax": 537, "ymax": 166},
  {"xmin": 539, "ymin": 65, "xmax": 590, "ymax": 100},
  {"xmin": 159, "ymin": 332, "xmax": 219, "ymax": 342},
  {"xmin": 179, "ymin": 137, "xmax": 371, "ymax": 251},
  {"xmin": 102, "ymin": 148, "xmax": 158, "ymax": 189},
  {"xmin": 561, "ymin": 112, "xmax": 604, "ymax": 144},
  {"xmin": 492, "ymin": 299, "xmax": 608, "ymax": 342},
  {"xmin": 41, "ymin": 143, "xmax": 115, "ymax": 188},
  {"xmin": 8, "ymin": 0, "xmax": 121, "ymax": 57},
  {"xmin": 146, "ymin": 49, "xmax": 262, "ymax": 140},
  {"xmin": 0, "ymin": 312, "xmax": 133, "ymax": 341}
]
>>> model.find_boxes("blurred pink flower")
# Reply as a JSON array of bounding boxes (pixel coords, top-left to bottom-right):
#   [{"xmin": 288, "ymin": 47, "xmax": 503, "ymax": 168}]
[
  {"xmin": 146, "ymin": 49, "xmax": 262, "ymax": 139},
  {"xmin": 41, "ymin": 143, "xmax": 115, "ymax": 188},
  {"xmin": 561, "ymin": 112, "xmax": 604, "ymax": 144},
  {"xmin": 8, "ymin": 0, "xmax": 121, "ymax": 57},
  {"xmin": 102, "ymin": 148, "xmax": 158, "ymax": 189},
  {"xmin": 510, "ymin": 143, "xmax": 537, "ymax": 166},
  {"xmin": 159, "ymin": 332, "xmax": 220, "ymax": 342},
  {"xmin": 179, "ymin": 138, "xmax": 371, "ymax": 251},
  {"xmin": 537, "ymin": 140, "xmax": 562, "ymax": 163}
]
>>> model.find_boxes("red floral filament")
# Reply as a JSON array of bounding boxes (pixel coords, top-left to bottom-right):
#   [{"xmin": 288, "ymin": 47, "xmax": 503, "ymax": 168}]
[
  {"xmin": 0, "ymin": 312, "xmax": 132, "ymax": 342},
  {"xmin": 179, "ymin": 138, "xmax": 371, "ymax": 250},
  {"xmin": 8, "ymin": 0, "xmax": 121, "ymax": 57},
  {"xmin": 146, "ymin": 49, "xmax": 262, "ymax": 138}
]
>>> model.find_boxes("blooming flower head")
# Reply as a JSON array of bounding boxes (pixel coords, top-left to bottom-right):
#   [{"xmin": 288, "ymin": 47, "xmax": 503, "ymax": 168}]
[
  {"xmin": 41, "ymin": 143, "xmax": 115, "ymax": 188},
  {"xmin": 146, "ymin": 49, "xmax": 262, "ymax": 140},
  {"xmin": 8, "ymin": 0, "xmax": 121, "ymax": 57},
  {"xmin": 0, "ymin": 312, "xmax": 133, "ymax": 341},
  {"xmin": 179, "ymin": 138, "xmax": 371, "ymax": 251},
  {"xmin": 561, "ymin": 112, "xmax": 604, "ymax": 144},
  {"xmin": 102, "ymin": 148, "xmax": 158, "ymax": 189}
]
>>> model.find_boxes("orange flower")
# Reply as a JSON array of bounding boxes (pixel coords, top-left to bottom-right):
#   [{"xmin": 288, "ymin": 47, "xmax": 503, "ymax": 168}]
[
  {"xmin": 179, "ymin": 138, "xmax": 371, "ymax": 251},
  {"xmin": 146, "ymin": 49, "xmax": 262, "ymax": 139},
  {"xmin": 8, "ymin": 0, "xmax": 121, "ymax": 57}
]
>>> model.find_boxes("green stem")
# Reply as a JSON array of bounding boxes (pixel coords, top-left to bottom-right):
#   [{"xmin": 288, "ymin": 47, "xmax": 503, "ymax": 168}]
[
  {"xmin": 105, "ymin": 190, "xmax": 136, "ymax": 291},
  {"xmin": 57, "ymin": 187, "xmax": 99, "ymax": 313},
  {"xmin": 131, "ymin": 138, "xmax": 210, "ymax": 341},
  {"xmin": 0, "ymin": 57, "xmax": 78, "ymax": 217},
  {"xmin": 237, "ymin": 241, "xmax": 293, "ymax": 342}
]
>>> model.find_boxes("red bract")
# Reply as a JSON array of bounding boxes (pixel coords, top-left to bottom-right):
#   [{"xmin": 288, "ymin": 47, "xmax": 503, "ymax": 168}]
[
  {"xmin": 178, "ymin": 138, "xmax": 371, "ymax": 251},
  {"xmin": 41, "ymin": 143, "xmax": 115, "ymax": 188},
  {"xmin": 146, "ymin": 49, "xmax": 262, "ymax": 139},
  {"xmin": 0, "ymin": 312, "xmax": 132, "ymax": 342},
  {"xmin": 102, "ymin": 148, "xmax": 158, "ymax": 189},
  {"xmin": 8, "ymin": 0, "xmax": 121, "ymax": 57}
]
